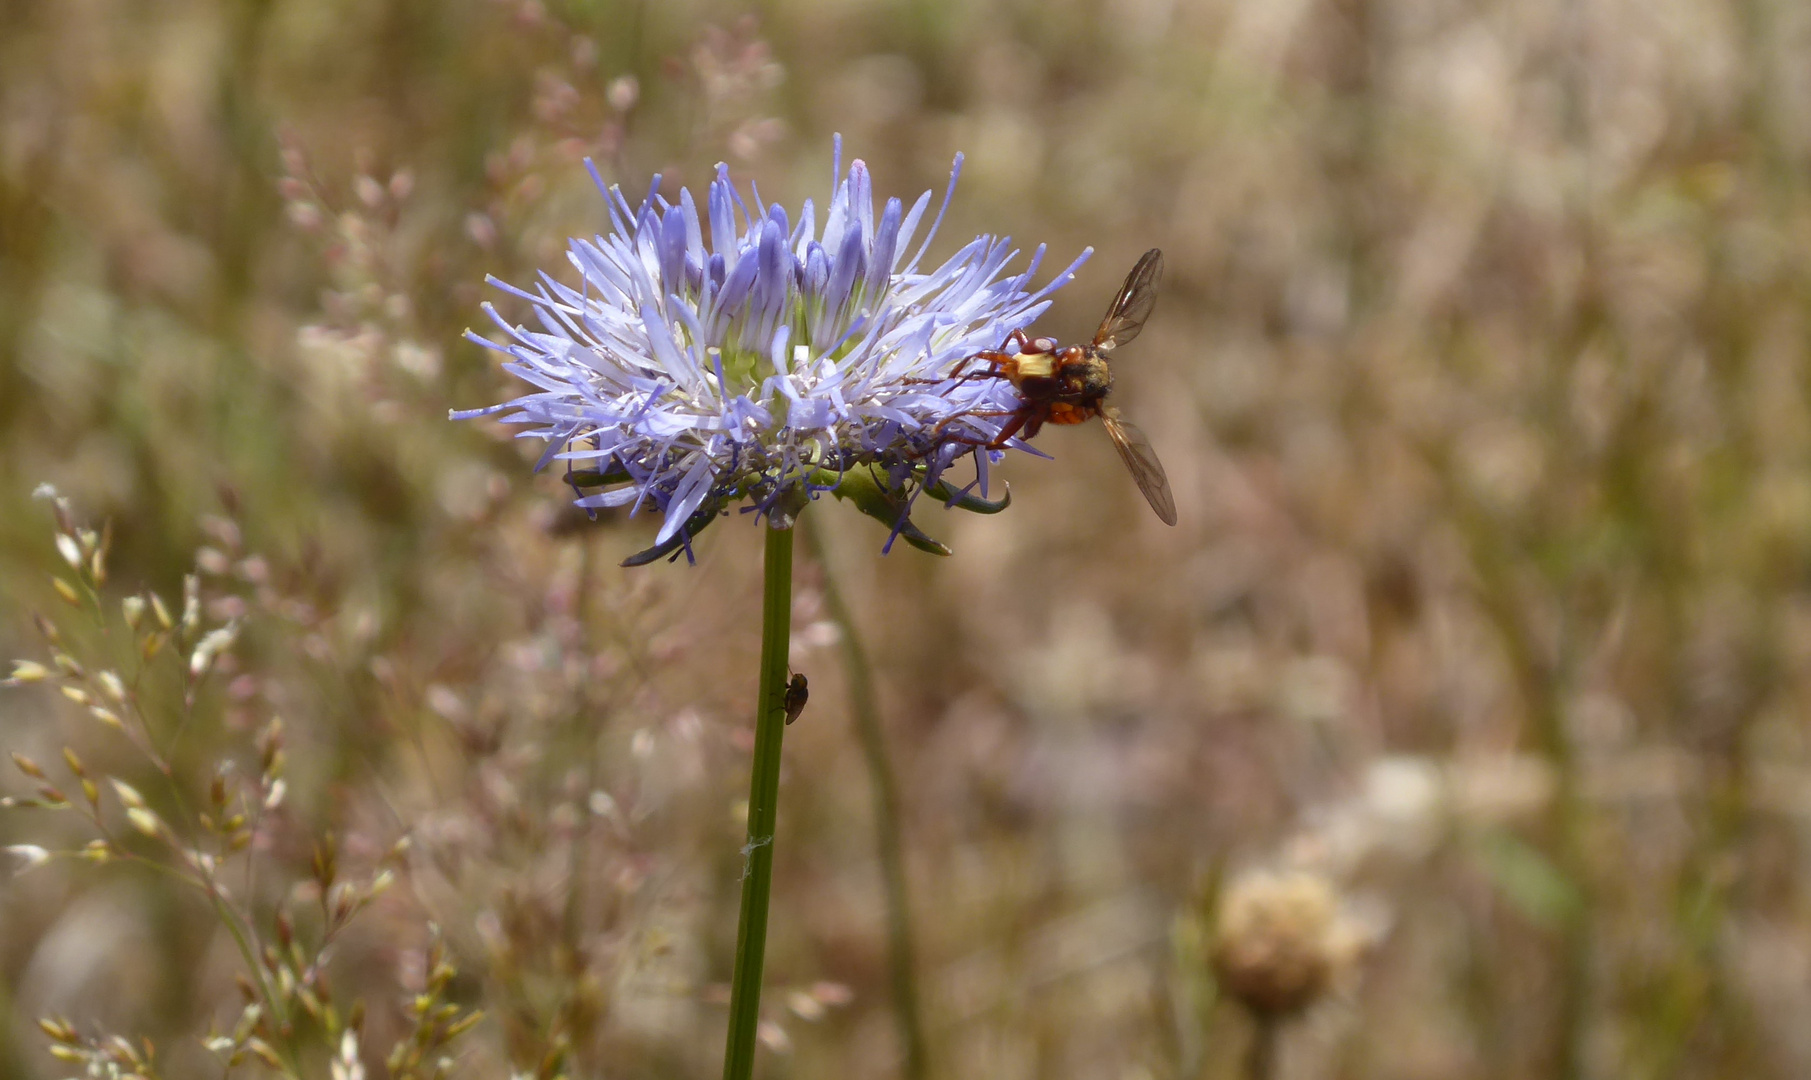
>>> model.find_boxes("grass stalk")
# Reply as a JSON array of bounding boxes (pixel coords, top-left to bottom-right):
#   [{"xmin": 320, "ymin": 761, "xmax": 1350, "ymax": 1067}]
[
  {"xmin": 1243, "ymin": 1014, "xmax": 1278, "ymax": 1080},
  {"xmin": 805, "ymin": 521, "xmax": 930, "ymax": 1080}
]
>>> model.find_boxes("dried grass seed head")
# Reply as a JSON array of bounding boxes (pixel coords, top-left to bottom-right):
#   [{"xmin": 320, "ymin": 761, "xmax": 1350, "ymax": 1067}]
[{"xmin": 1211, "ymin": 868, "xmax": 1365, "ymax": 1017}]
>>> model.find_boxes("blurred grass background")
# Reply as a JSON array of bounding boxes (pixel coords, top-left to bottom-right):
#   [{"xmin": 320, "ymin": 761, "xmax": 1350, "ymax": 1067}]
[{"xmin": 5, "ymin": 0, "xmax": 1811, "ymax": 1077}]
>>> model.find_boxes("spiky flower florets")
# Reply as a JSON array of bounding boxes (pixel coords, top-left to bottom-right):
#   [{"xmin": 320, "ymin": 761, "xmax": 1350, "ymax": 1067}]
[{"xmin": 454, "ymin": 140, "xmax": 1088, "ymax": 562}]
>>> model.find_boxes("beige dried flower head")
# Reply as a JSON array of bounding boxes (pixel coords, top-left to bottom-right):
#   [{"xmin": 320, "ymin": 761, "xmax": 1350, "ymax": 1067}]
[{"xmin": 1211, "ymin": 868, "xmax": 1363, "ymax": 1018}]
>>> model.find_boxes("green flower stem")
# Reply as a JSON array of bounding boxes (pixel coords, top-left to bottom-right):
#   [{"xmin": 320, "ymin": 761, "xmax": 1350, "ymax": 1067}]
[
  {"xmin": 722, "ymin": 521, "xmax": 796, "ymax": 1080},
  {"xmin": 805, "ymin": 521, "xmax": 929, "ymax": 1080}
]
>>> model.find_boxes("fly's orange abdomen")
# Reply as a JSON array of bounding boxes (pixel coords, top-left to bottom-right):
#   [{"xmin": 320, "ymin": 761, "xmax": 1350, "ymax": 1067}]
[{"xmin": 1046, "ymin": 402, "xmax": 1099, "ymax": 425}]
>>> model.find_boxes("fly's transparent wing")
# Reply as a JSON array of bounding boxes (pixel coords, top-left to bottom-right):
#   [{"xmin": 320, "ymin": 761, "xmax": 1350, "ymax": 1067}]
[
  {"xmin": 1102, "ymin": 410, "xmax": 1176, "ymax": 525},
  {"xmin": 1092, "ymin": 248, "xmax": 1164, "ymax": 351}
]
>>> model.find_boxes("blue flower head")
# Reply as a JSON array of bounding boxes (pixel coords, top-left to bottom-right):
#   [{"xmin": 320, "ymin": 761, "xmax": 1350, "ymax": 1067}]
[{"xmin": 454, "ymin": 138, "xmax": 1089, "ymax": 563}]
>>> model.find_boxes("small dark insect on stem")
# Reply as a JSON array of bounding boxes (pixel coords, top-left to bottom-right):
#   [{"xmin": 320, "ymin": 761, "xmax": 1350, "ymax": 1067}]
[{"xmin": 782, "ymin": 672, "xmax": 809, "ymax": 725}]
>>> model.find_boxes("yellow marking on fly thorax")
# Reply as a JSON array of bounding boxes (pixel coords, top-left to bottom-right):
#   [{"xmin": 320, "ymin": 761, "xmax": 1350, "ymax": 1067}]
[{"xmin": 1011, "ymin": 352, "xmax": 1058, "ymax": 380}]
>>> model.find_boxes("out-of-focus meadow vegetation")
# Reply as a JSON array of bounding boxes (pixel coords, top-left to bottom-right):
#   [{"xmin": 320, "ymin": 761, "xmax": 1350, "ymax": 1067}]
[{"xmin": 5, "ymin": 0, "xmax": 1811, "ymax": 1077}]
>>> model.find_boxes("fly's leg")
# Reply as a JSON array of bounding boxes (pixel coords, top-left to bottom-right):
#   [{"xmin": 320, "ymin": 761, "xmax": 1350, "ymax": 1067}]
[
  {"xmin": 982, "ymin": 408, "xmax": 1033, "ymax": 449},
  {"xmin": 932, "ymin": 406, "xmax": 1037, "ymax": 450},
  {"xmin": 930, "ymin": 407, "xmax": 1015, "ymax": 443},
  {"xmin": 947, "ymin": 351, "xmax": 1016, "ymax": 384},
  {"xmin": 998, "ymin": 328, "xmax": 1032, "ymax": 353},
  {"xmin": 903, "ymin": 350, "xmax": 1016, "ymax": 388},
  {"xmin": 948, "ymin": 330, "xmax": 1032, "ymax": 381},
  {"xmin": 906, "ymin": 329, "xmax": 1033, "ymax": 387}
]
